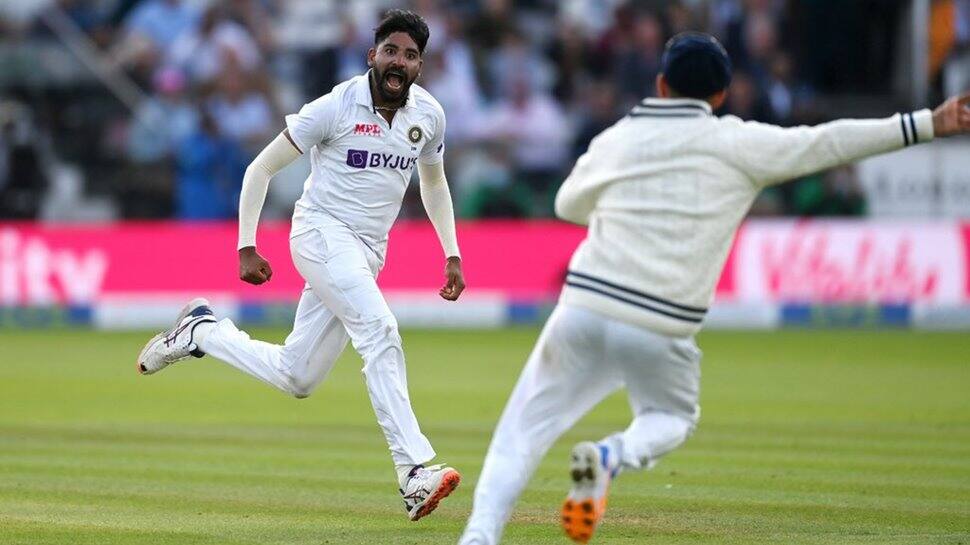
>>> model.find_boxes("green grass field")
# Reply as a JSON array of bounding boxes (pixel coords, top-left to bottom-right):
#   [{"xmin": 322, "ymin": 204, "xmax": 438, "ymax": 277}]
[{"xmin": 0, "ymin": 328, "xmax": 968, "ymax": 545}]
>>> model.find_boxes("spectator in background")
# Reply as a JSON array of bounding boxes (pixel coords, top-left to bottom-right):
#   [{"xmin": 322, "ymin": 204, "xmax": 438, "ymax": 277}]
[
  {"xmin": 572, "ymin": 80, "xmax": 621, "ymax": 159},
  {"xmin": 467, "ymin": 0, "xmax": 516, "ymax": 98},
  {"xmin": 0, "ymin": 100, "xmax": 49, "ymax": 219},
  {"xmin": 333, "ymin": 16, "xmax": 370, "ymax": 85},
  {"xmin": 945, "ymin": 0, "xmax": 970, "ymax": 96},
  {"xmin": 127, "ymin": 67, "xmax": 199, "ymax": 163},
  {"xmin": 547, "ymin": 18, "xmax": 590, "ymax": 103},
  {"xmin": 205, "ymin": 55, "xmax": 276, "ymax": 154},
  {"xmin": 665, "ymin": 1, "xmax": 700, "ymax": 35},
  {"xmin": 742, "ymin": 10, "xmax": 780, "ymax": 87},
  {"xmin": 487, "ymin": 27, "xmax": 554, "ymax": 102},
  {"xmin": 765, "ymin": 51, "xmax": 796, "ymax": 125},
  {"xmin": 467, "ymin": 0, "xmax": 514, "ymax": 53},
  {"xmin": 612, "ymin": 11, "xmax": 665, "ymax": 106},
  {"xmin": 175, "ymin": 111, "xmax": 245, "ymax": 220},
  {"xmin": 226, "ymin": 0, "xmax": 276, "ymax": 55},
  {"xmin": 169, "ymin": 3, "xmax": 262, "ymax": 84},
  {"xmin": 724, "ymin": 70, "xmax": 773, "ymax": 122},
  {"xmin": 113, "ymin": 0, "xmax": 199, "ymax": 78},
  {"xmin": 272, "ymin": 0, "xmax": 343, "ymax": 99},
  {"xmin": 479, "ymin": 78, "xmax": 571, "ymax": 209},
  {"xmin": 422, "ymin": 45, "xmax": 485, "ymax": 146}
]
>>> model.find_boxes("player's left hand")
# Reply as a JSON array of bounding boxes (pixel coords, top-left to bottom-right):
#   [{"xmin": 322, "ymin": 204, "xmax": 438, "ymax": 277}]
[{"xmin": 439, "ymin": 256, "xmax": 465, "ymax": 301}]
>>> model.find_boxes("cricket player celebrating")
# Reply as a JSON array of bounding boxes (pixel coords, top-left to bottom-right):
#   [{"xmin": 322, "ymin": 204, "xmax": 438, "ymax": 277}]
[
  {"xmin": 137, "ymin": 10, "xmax": 465, "ymax": 521},
  {"xmin": 459, "ymin": 32, "xmax": 970, "ymax": 545}
]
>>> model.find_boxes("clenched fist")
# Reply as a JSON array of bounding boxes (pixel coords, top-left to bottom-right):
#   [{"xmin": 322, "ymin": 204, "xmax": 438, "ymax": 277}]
[{"xmin": 239, "ymin": 246, "xmax": 273, "ymax": 285}]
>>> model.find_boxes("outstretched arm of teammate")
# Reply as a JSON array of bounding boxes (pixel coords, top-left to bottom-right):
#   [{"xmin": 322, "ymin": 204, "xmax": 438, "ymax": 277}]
[
  {"xmin": 417, "ymin": 160, "xmax": 464, "ymax": 301},
  {"xmin": 237, "ymin": 130, "xmax": 302, "ymax": 285},
  {"xmin": 734, "ymin": 92, "xmax": 970, "ymax": 188}
]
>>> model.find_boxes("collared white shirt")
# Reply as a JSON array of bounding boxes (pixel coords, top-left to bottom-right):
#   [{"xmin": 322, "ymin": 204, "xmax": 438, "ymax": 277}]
[
  {"xmin": 556, "ymin": 97, "xmax": 934, "ymax": 337},
  {"xmin": 285, "ymin": 72, "xmax": 446, "ymax": 253}
]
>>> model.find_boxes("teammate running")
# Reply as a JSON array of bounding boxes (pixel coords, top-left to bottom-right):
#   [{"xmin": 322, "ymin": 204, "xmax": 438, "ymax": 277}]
[
  {"xmin": 459, "ymin": 32, "xmax": 970, "ymax": 544},
  {"xmin": 137, "ymin": 10, "xmax": 465, "ymax": 522}
]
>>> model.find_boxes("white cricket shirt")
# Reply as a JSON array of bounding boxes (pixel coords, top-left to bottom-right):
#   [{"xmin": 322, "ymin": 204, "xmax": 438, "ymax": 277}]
[
  {"xmin": 556, "ymin": 97, "xmax": 935, "ymax": 337},
  {"xmin": 285, "ymin": 72, "xmax": 446, "ymax": 253}
]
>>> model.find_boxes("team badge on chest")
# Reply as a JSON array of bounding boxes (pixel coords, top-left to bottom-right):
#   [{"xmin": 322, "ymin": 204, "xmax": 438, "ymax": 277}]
[{"xmin": 407, "ymin": 125, "xmax": 423, "ymax": 143}]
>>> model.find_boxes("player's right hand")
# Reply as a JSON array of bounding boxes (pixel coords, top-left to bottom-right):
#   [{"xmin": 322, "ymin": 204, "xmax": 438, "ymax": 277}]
[
  {"xmin": 932, "ymin": 92, "xmax": 970, "ymax": 138},
  {"xmin": 239, "ymin": 247, "xmax": 273, "ymax": 285}
]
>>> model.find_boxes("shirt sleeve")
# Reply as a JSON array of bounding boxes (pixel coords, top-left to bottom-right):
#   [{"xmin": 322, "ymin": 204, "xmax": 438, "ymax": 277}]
[
  {"xmin": 728, "ymin": 109, "xmax": 934, "ymax": 188},
  {"xmin": 419, "ymin": 106, "xmax": 446, "ymax": 165},
  {"xmin": 284, "ymin": 93, "xmax": 339, "ymax": 153},
  {"xmin": 554, "ymin": 149, "xmax": 598, "ymax": 225}
]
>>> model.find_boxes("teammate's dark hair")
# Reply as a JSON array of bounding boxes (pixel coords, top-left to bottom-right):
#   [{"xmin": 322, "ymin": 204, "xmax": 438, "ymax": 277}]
[{"xmin": 374, "ymin": 10, "xmax": 430, "ymax": 55}]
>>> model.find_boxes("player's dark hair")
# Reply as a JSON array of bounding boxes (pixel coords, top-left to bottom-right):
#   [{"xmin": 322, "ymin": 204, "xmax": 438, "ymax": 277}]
[
  {"xmin": 661, "ymin": 32, "xmax": 732, "ymax": 100},
  {"xmin": 374, "ymin": 9, "xmax": 430, "ymax": 55}
]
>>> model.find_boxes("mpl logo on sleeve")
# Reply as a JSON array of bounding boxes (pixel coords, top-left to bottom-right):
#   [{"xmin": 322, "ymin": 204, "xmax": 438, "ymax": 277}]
[{"xmin": 354, "ymin": 123, "xmax": 382, "ymax": 137}]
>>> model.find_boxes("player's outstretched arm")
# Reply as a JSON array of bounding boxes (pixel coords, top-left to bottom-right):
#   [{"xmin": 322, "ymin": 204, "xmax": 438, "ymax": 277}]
[
  {"xmin": 237, "ymin": 130, "xmax": 301, "ymax": 285},
  {"xmin": 417, "ymin": 160, "xmax": 464, "ymax": 301},
  {"xmin": 732, "ymin": 92, "xmax": 969, "ymax": 188}
]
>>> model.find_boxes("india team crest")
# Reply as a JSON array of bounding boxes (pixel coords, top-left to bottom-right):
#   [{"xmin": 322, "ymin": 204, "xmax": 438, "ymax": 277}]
[{"xmin": 407, "ymin": 125, "xmax": 423, "ymax": 143}]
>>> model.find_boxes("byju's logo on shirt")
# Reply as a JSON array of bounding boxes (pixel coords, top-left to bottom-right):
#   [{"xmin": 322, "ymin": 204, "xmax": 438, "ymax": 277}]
[{"xmin": 346, "ymin": 149, "xmax": 418, "ymax": 171}]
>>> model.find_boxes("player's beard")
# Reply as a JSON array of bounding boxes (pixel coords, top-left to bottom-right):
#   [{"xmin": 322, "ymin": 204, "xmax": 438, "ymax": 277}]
[{"xmin": 372, "ymin": 65, "xmax": 414, "ymax": 105}]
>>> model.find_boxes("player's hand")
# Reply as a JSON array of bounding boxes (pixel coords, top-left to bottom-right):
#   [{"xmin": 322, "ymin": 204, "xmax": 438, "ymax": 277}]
[
  {"xmin": 239, "ymin": 246, "xmax": 273, "ymax": 285},
  {"xmin": 932, "ymin": 92, "xmax": 970, "ymax": 138},
  {"xmin": 439, "ymin": 256, "xmax": 465, "ymax": 301}
]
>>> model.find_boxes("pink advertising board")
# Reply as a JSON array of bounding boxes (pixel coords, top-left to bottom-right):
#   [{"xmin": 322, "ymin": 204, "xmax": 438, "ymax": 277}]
[
  {"xmin": 732, "ymin": 220, "xmax": 968, "ymax": 305},
  {"xmin": 0, "ymin": 220, "xmax": 966, "ymax": 307}
]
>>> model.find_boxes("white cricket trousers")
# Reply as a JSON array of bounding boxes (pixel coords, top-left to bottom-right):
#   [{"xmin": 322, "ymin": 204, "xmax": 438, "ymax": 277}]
[
  {"xmin": 198, "ymin": 225, "xmax": 436, "ymax": 467},
  {"xmin": 460, "ymin": 304, "xmax": 701, "ymax": 545}
]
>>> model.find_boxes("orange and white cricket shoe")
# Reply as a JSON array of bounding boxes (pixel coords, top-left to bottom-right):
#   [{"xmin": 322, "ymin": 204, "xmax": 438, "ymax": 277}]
[
  {"xmin": 561, "ymin": 442, "xmax": 613, "ymax": 543},
  {"xmin": 400, "ymin": 464, "xmax": 461, "ymax": 521}
]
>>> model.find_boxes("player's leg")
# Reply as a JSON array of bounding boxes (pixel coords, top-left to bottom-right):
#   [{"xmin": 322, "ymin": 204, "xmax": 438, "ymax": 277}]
[
  {"xmin": 290, "ymin": 226, "xmax": 455, "ymax": 520},
  {"xmin": 460, "ymin": 304, "xmax": 623, "ymax": 545},
  {"xmin": 603, "ymin": 332, "xmax": 701, "ymax": 473},
  {"xmin": 291, "ymin": 226, "xmax": 435, "ymax": 465},
  {"xmin": 197, "ymin": 282, "xmax": 350, "ymax": 398},
  {"xmin": 560, "ymin": 320, "xmax": 700, "ymax": 544}
]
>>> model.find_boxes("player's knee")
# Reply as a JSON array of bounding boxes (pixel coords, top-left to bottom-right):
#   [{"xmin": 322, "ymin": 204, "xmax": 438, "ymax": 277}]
[
  {"xmin": 287, "ymin": 378, "xmax": 314, "ymax": 399},
  {"xmin": 357, "ymin": 314, "xmax": 402, "ymax": 357},
  {"xmin": 275, "ymin": 353, "xmax": 315, "ymax": 398}
]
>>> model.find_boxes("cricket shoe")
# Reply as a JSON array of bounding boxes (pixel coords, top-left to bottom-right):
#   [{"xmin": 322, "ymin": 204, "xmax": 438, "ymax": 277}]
[
  {"xmin": 137, "ymin": 298, "xmax": 216, "ymax": 375},
  {"xmin": 400, "ymin": 464, "xmax": 461, "ymax": 521},
  {"xmin": 561, "ymin": 441, "xmax": 614, "ymax": 543}
]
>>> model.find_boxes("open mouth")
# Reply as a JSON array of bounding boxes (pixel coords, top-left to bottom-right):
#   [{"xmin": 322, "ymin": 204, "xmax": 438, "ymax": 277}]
[{"xmin": 384, "ymin": 72, "xmax": 405, "ymax": 92}]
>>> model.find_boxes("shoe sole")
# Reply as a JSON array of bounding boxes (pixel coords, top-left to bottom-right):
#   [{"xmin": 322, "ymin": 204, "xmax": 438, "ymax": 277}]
[
  {"xmin": 561, "ymin": 442, "xmax": 607, "ymax": 543},
  {"xmin": 411, "ymin": 470, "xmax": 461, "ymax": 521},
  {"xmin": 136, "ymin": 298, "xmax": 211, "ymax": 375}
]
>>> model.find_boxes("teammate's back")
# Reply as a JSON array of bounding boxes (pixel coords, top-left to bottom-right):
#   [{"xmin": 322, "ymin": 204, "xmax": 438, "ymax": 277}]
[{"xmin": 557, "ymin": 95, "xmax": 934, "ymax": 337}]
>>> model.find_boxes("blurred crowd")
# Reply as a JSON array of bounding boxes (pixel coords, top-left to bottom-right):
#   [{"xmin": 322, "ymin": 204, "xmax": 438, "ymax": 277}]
[{"xmin": 0, "ymin": 0, "xmax": 968, "ymax": 222}]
